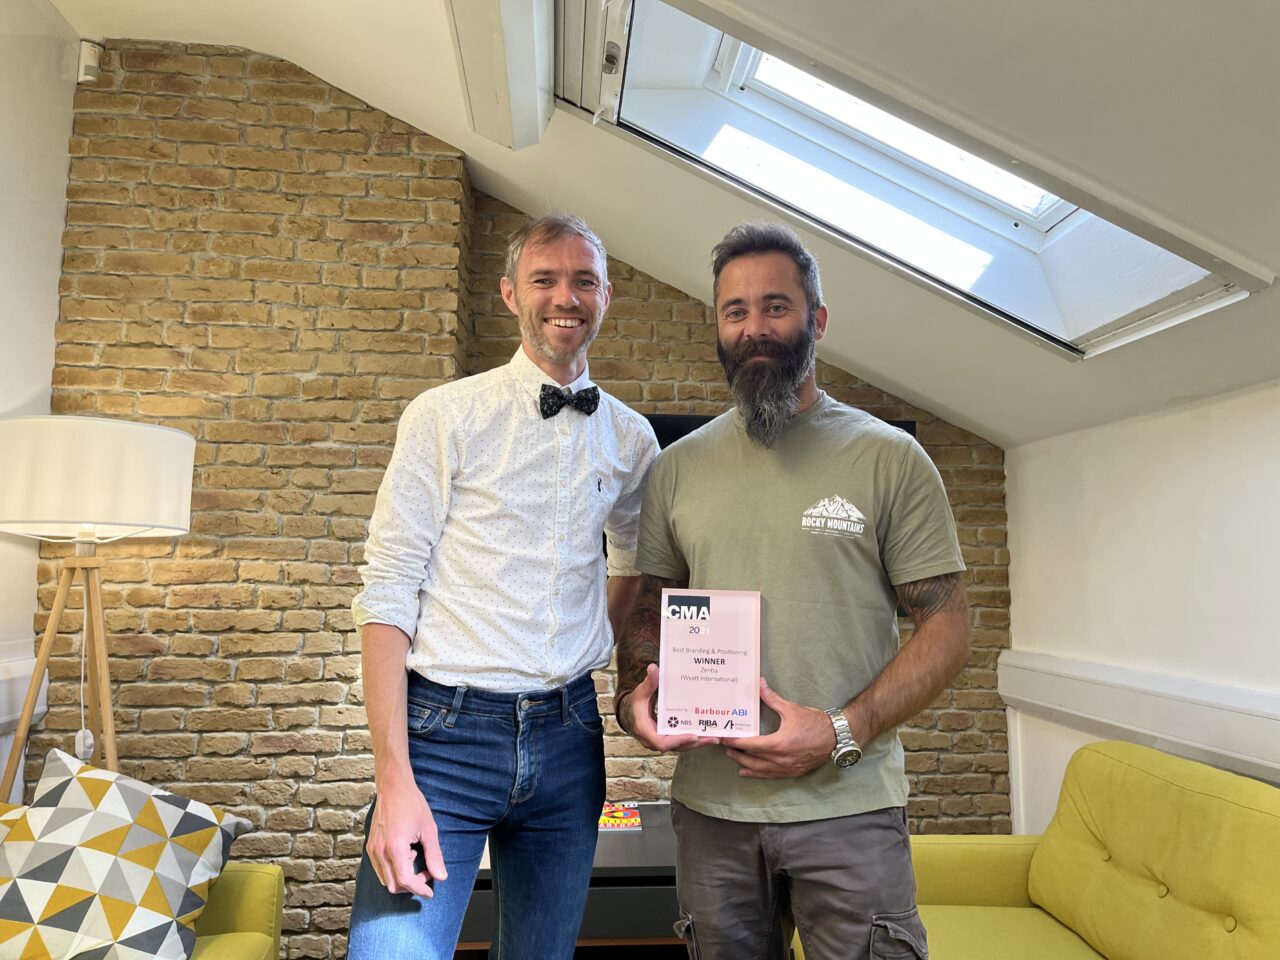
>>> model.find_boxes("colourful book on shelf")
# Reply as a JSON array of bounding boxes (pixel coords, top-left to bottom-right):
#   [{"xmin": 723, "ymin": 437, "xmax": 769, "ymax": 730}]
[{"xmin": 599, "ymin": 802, "xmax": 643, "ymax": 830}]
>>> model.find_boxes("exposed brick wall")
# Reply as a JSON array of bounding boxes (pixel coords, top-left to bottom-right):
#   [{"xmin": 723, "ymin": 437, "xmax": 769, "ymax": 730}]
[
  {"xmin": 467, "ymin": 195, "xmax": 1011, "ymax": 833},
  {"xmin": 37, "ymin": 39, "xmax": 1009, "ymax": 958},
  {"xmin": 43, "ymin": 41, "xmax": 464, "ymax": 958}
]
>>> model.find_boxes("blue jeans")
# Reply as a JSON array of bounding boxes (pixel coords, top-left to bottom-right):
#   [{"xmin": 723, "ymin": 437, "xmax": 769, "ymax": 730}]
[{"xmin": 347, "ymin": 671, "xmax": 605, "ymax": 960}]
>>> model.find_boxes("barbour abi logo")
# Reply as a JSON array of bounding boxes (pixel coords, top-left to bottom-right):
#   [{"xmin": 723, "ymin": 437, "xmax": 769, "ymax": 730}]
[
  {"xmin": 665, "ymin": 595, "xmax": 711, "ymax": 620},
  {"xmin": 801, "ymin": 495, "xmax": 866, "ymax": 538}
]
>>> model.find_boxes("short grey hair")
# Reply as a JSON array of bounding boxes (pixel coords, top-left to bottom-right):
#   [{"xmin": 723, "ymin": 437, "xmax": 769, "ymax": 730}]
[
  {"xmin": 504, "ymin": 214, "xmax": 608, "ymax": 285},
  {"xmin": 711, "ymin": 222, "xmax": 823, "ymax": 323}
]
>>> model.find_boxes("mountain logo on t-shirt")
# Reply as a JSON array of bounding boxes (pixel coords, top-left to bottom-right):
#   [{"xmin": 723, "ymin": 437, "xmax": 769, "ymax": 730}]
[{"xmin": 801, "ymin": 496, "xmax": 866, "ymax": 538}]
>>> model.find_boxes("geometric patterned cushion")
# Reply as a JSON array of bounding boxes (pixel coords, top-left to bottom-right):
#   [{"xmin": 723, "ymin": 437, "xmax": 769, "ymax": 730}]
[{"xmin": 0, "ymin": 750, "xmax": 251, "ymax": 960}]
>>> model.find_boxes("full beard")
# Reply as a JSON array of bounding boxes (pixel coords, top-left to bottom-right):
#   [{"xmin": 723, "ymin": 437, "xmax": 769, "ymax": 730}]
[{"xmin": 717, "ymin": 324, "xmax": 815, "ymax": 448}]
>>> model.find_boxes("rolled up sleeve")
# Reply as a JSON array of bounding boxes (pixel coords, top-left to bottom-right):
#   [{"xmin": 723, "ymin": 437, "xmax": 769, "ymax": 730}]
[{"xmin": 351, "ymin": 395, "xmax": 454, "ymax": 639}]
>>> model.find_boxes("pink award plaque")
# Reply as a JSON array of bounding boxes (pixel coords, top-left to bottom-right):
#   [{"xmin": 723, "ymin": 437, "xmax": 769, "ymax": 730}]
[{"xmin": 657, "ymin": 588, "xmax": 760, "ymax": 738}]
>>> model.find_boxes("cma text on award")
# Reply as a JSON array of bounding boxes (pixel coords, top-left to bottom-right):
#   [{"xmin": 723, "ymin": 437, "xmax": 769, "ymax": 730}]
[{"xmin": 657, "ymin": 589, "xmax": 760, "ymax": 738}]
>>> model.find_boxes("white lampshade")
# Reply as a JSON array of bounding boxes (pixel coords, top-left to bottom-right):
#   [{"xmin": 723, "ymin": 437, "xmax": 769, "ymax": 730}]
[{"xmin": 0, "ymin": 416, "xmax": 195, "ymax": 542}]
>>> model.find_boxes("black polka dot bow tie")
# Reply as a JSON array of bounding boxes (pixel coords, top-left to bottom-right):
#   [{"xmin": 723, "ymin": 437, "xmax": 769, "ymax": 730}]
[{"xmin": 539, "ymin": 384, "xmax": 600, "ymax": 419}]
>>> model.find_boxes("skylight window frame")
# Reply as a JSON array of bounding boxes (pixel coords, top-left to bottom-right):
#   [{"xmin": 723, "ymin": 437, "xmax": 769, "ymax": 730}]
[
  {"xmin": 596, "ymin": 0, "xmax": 1253, "ymax": 359},
  {"xmin": 708, "ymin": 39, "xmax": 1077, "ymax": 238}
]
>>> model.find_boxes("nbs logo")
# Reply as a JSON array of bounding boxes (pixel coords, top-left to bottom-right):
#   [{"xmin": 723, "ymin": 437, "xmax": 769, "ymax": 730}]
[{"xmin": 665, "ymin": 595, "xmax": 710, "ymax": 620}]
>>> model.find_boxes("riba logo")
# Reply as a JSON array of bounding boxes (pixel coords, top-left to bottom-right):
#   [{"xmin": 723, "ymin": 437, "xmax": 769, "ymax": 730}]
[
  {"xmin": 801, "ymin": 495, "xmax": 866, "ymax": 539},
  {"xmin": 665, "ymin": 595, "xmax": 710, "ymax": 620}
]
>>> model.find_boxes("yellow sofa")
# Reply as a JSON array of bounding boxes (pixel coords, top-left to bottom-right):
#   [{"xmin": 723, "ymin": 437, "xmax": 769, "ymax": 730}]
[
  {"xmin": 0, "ymin": 795, "xmax": 283, "ymax": 960},
  {"xmin": 909, "ymin": 741, "xmax": 1280, "ymax": 959},
  {"xmin": 192, "ymin": 861, "xmax": 285, "ymax": 960}
]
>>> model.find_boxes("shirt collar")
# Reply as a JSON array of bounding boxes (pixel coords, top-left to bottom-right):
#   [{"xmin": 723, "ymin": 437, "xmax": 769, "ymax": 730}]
[{"xmin": 508, "ymin": 347, "xmax": 594, "ymax": 398}]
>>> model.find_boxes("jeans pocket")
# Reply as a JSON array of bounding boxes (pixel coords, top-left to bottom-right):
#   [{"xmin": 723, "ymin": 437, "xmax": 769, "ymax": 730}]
[
  {"xmin": 870, "ymin": 907, "xmax": 928, "ymax": 960},
  {"xmin": 673, "ymin": 913, "xmax": 701, "ymax": 960},
  {"xmin": 568, "ymin": 696, "xmax": 604, "ymax": 734},
  {"xmin": 407, "ymin": 702, "xmax": 446, "ymax": 737}
]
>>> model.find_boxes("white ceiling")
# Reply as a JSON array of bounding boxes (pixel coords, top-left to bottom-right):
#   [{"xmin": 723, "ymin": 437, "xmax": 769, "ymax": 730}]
[{"xmin": 48, "ymin": 0, "xmax": 1280, "ymax": 448}]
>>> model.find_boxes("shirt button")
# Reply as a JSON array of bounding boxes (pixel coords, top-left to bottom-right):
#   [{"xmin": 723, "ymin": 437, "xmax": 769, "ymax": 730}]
[
  {"xmin": 1101, "ymin": 852, "xmax": 1111, "ymax": 862},
  {"xmin": 1157, "ymin": 884, "xmax": 1169, "ymax": 898},
  {"xmin": 1224, "ymin": 916, "xmax": 1237, "ymax": 933}
]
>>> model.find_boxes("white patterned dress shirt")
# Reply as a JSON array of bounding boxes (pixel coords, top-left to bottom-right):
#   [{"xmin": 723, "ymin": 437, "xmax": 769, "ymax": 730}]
[{"xmin": 353, "ymin": 349, "xmax": 659, "ymax": 692}]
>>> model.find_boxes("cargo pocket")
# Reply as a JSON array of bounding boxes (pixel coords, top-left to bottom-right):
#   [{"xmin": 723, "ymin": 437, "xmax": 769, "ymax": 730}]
[
  {"xmin": 870, "ymin": 907, "xmax": 928, "ymax": 959},
  {"xmin": 673, "ymin": 913, "xmax": 701, "ymax": 960}
]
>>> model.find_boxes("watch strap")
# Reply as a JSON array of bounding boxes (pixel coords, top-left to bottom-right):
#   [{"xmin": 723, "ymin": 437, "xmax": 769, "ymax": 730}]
[{"xmin": 825, "ymin": 707, "xmax": 854, "ymax": 747}]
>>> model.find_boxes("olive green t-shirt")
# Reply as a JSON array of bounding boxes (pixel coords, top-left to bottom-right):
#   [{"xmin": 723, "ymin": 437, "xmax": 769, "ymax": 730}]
[{"xmin": 636, "ymin": 393, "xmax": 964, "ymax": 822}]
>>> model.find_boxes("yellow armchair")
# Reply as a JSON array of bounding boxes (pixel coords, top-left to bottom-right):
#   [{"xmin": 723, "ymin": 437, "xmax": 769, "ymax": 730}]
[
  {"xmin": 911, "ymin": 742, "xmax": 1280, "ymax": 960},
  {"xmin": 911, "ymin": 834, "xmax": 1102, "ymax": 959},
  {"xmin": 794, "ymin": 742, "xmax": 1280, "ymax": 959},
  {"xmin": 191, "ymin": 862, "xmax": 285, "ymax": 960}
]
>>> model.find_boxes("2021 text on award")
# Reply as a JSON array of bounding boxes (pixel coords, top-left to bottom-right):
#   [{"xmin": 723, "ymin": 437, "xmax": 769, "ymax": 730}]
[{"xmin": 657, "ymin": 589, "xmax": 760, "ymax": 738}]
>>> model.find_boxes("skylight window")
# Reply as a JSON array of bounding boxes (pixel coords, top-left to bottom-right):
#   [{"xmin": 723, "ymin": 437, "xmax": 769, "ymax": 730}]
[
  {"xmin": 560, "ymin": 0, "xmax": 1249, "ymax": 357},
  {"xmin": 750, "ymin": 54, "xmax": 1063, "ymax": 222}
]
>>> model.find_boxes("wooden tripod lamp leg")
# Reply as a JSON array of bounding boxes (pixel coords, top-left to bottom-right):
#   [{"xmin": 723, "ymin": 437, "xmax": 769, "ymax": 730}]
[
  {"xmin": 0, "ymin": 565, "xmax": 76, "ymax": 801},
  {"xmin": 83, "ymin": 566, "xmax": 118, "ymax": 771},
  {"xmin": 83, "ymin": 589, "xmax": 105, "ymax": 767}
]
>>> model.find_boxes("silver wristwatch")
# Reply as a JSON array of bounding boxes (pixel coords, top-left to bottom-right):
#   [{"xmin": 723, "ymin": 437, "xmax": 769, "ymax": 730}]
[{"xmin": 825, "ymin": 708, "xmax": 863, "ymax": 769}]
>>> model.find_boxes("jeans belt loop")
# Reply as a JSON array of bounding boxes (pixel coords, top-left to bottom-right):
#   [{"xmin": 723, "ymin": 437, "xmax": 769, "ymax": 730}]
[
  {"xmin": 445, "ymin": 685, "xmax": 466, "ymax": 728},
  {"xmin": 561, "ymin": 683, "xmax": 571, "ymax": 725}
]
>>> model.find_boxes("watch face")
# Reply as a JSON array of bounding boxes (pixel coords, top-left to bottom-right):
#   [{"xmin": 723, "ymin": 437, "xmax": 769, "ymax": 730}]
[{"xmin": 833, "ymin": 745, "xmax": 862, "ymax": 768}]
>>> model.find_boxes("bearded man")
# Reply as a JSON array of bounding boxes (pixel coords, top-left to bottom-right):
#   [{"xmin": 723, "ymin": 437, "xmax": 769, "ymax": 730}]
[
  {"xmin": 615, "ymin": 222, "xmax": 970, "ymax": 960},
  {"xmin": 348, "ymin": 214, "xmax": 658, "ymax": 960}
]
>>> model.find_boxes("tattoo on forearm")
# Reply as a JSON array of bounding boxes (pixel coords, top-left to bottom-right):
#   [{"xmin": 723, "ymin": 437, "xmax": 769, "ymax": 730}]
[
  {"xmin": 896, "ymin": 572, "xmax": 966, "ymax": 624},
  {"xmin": 615, "ymin": 574, "xmax": 682, "ymax": 728},
  {"xmin": 617, "ymin": 575, "xmax": 666, "ymax": 693}
]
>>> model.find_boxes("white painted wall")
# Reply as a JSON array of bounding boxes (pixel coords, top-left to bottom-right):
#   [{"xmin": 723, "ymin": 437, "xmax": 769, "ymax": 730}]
[
  {"xmin": 1006, "ymin": 712, "xmax": 1098, "ymax": 834},
  {"xmin": 0, "ymin": 0, "xmax": 78, "ymax": 796},
  {"xmin": 0, "ymin": 1, "xmax": 76, "ymax": 428},
  {"xmin": 1004, "ymin": 376, "xmax": 1280, "ymax": 829}
]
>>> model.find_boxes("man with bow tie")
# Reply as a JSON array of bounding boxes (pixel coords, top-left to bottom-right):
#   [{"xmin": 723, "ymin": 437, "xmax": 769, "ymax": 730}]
[{"xmin": 348, "ymin": 215, "xmax": 659, "ymax": 960}]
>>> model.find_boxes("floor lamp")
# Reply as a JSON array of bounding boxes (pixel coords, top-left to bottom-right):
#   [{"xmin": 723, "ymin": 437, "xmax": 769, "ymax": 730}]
[{"xmin": 0, "ymin": 416, "xmax": 194, "ymax": 800}]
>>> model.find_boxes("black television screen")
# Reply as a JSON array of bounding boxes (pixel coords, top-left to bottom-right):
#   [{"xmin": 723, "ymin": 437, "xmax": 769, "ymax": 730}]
[{"xmin": 645, "ymin": 414, "xmax": 715, "ymax": 449}]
